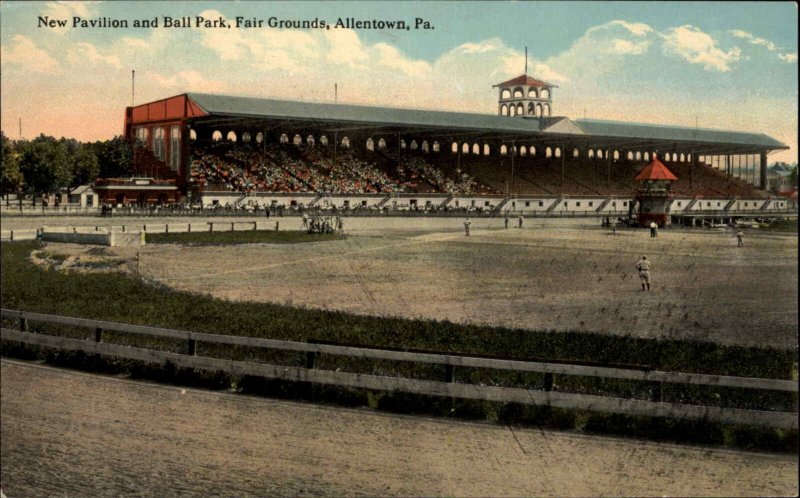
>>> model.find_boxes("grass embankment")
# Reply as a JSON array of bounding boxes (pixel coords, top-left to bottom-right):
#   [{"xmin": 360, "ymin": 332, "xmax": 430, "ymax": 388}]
[
  {"xmin": 759, "ymin": 219, "xmax": 799, "ymax": 233},
  {"xmin": 146, "ymin": 230, "xmax": 345, "ymax": 245},
  {"xmin": 1, "ymin": 240, "xmax": 797, "ymax": 451}
]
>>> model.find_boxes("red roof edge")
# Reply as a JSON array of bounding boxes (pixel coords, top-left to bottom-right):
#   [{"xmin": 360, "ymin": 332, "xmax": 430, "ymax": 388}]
[{"xmin": 634, "ymin": 157, "xmax": 679, "ymax": 181}]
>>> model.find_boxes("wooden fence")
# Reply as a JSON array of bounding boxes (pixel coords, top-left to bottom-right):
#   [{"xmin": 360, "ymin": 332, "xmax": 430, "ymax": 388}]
[{"xmin": 1, "ymin": 309, "xmax": 796, "ymax": 429}]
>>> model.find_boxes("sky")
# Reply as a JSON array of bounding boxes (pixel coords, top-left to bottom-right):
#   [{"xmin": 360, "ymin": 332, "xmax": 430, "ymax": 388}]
[{"xmin": 1, "ymin": 1, "xmax": 797, "ymax": 163}]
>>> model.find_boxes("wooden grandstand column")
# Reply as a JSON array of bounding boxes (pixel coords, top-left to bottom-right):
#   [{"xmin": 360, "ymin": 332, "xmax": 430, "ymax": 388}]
[
  {"xmin": 607, "ymin": 149, "xmax": 611, "ymax": 189},
  {"xmin": 690, "ymin": 151, "xmax": 696, "ymax": 189},
  {"xmin": 560, "ymin": 143, "xmax": 566, "ymax": 187},
  {"xmin": 759, "ymin": 151, "xmax": 767, "ymax": 189}
]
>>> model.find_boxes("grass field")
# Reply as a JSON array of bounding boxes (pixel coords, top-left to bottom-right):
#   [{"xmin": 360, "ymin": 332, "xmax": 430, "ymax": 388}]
[{"xmin": 127, "ymin": 217, "xmax": 797, "ymax": 349}]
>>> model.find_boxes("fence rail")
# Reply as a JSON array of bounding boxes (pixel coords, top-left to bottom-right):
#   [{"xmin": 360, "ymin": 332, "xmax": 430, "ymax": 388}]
[{"xmin": 1, "ymin": 309, "xmax": 796, "ymax": 429}]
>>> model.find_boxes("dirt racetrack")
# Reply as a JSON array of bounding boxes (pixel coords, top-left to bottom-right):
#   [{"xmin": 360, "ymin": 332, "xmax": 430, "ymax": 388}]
[
  {"xmin": 2, "ymin": 359, "xmax": 797, "ymax": 497},
  {"xmin": 16, "ymin": 215, "xmax": 798, "ymax": 348}
]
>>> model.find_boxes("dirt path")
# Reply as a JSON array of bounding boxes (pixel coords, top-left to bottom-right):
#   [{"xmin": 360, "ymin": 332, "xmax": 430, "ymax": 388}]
[{"xmin": 1, "ymin": 359, "xmax": 796, "ymax": 497}]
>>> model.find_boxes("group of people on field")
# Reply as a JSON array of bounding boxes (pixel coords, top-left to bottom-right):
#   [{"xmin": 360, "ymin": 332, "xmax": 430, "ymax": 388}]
[{"xmin": 302, "ymin": 213, "xmax": 343, "ymax": 234}]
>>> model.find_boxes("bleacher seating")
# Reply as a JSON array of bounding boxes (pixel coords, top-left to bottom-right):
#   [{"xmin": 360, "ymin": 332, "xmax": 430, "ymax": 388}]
[{"xmin": 185, "ymin": 140, "xmax": 766, "ymax": 198}]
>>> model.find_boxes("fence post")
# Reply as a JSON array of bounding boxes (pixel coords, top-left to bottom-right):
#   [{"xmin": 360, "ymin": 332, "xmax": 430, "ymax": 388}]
[
  {"xmin": 445, "ymin": 364, "xmax": 455, "ymax": 383},
  {"xmin": 188, "ymin": 223, "xmax": 191, "ymax": 233},
  {"xmin": 122, "ymin": 225, "xmax": 126, "ymax": 233},
  {"xmin": 543, "ymin": 373, "xmax": 554, "ymax": 391},
  {"xmin": 95, "ymin": 327, "xmax": 103, "ymax": 343},
  {"xmin": 9, "ymin": 230, "xmax": 13, "ymax": 241},
  {"xmin": 209, "ymin": 222, "xmax": 213, "ymax": 232},
  {"xmin": 187, "ymin": 336, "xmax": 197, "ymax": 356},
  {"xmin": 19, "ymin": 316, "xmax": 28, "ymax": 332},
  {"xmin": 165, "ymin": 224, "xmax": 169, "ymax": 234},
  {"xmin": 143, "ymin": 224, "xmax": 146, "ymax": 233},
  {"xmin": 306, "ymin": 350, "xmax": 317, "ymax": 369},
  {"xmin": 231, "ymin": 222, "xmax": 235, "ymax": 232},
  {"xmin": 253, "ymin": 221, "xmax": 257, "ymax": 231},
  {"xmin": 275, "ymin": 221, "xmax": 279, "ymax": 231}
]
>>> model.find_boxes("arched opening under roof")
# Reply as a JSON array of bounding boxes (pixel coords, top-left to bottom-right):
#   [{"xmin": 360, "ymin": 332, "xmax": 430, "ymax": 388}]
[
  {"xmin": 410, "ymin": 140, "xmax": 418, "ymax": 150},
  {"xmin": 341, "ymin": 136, "xmax": 350, "ymax": 148},
  {"xmin": 500, "ymin": 144, "xmax": 508, "ymax": 156},
  {"xmin": 189, "ymin": 129, "xmax": 197, "ymax": 141},
  {"xmin": 546, "ymin": 147, "xmax": 552, "ymax": 158},
  {"xmin": 541, "ymin": 88, "xmax": 550, "ymax": 99},
  {"xmin": 472, "ymin": 143, "xmax": 480, "ymax": 155},
  {"xmin": 462, "ymin": 143, "xmax": 470, "ymax": 154},
  {"xmin": 421, "ymin": 140, "xmax": 429, "ymax": 152},
  {"xmin": 307, "ymin": 135, "xmax": 315, "ymax": 146},
  {"xmin": 366, "ymin": 138, "xmax": 375, "ymax": 151},
  {"xmin": 555, "ymin": 147, "xmax": 561, "ymax": 158},
  {"xmin": 279, "ymin": 133, "xmax": 288, "ymax": 144},
  {"xmin": 319, "ymin": 135, "xmax": 328, "ymax": 146},
  {"xmin": 293, "ymin": 134, "xmax": 302, "ymax": 145},
  {"xmin": 513, "ymin": 87, "xmax": 523, "ymax": 98},
  {"xmin": 433, "ymin": 141, "xmax": 440, "ymax": 152},
  {"xmin": 212, "ymin": 130, "xmax": 222, "ymax": 142},
  {"xmin": 501, "ymin": 89, "xmax": 511, "ymax": 99},
  {"xmin": 528, "ymin": 88, "xmax": 538, "ymax": 98},
  {"xmin": 227, "ymin": 131, "xmax": 237, "ymax": 143},
  {"xmin": 241, "ymin": 132, "xmax": 251, "ymax": 143},
  {"xmin": 528, "ymin": 103, "xmax": 535, "ymax": 116},
  {"xmin": 378, "ymin": 138, "xmax": 387, "ymax": 150},
  {"xmin": 400, "ymin": 139, "xmax": 407, "ymax": 149},
  {"xmin": 520, "ymin": 147, "xmax": 527, "ymax": 157},
  {"xmin": 255, "ymin": 132, "xmax": 263, "ymax": 144},
  {"xmin": 543, "ymin": 103, "xmax": 550, "ymax": 116},
  {"xmin": 509, "ymin": 105, "xmax": 516, "ymax": 117},
  {"xmin": 588, "ymin": 149, "xmax": 595, "ymax": 159},
  {"xmin": 451, "ymin": 142, "xmax": 458, "ymax": 153},
  {"xmin": 516, "ymin": 103, "xmax": 524, "ymax": 115},
  {"xmin": 501, "ymin": 104, "xmax": 509, "ymax": 116}
]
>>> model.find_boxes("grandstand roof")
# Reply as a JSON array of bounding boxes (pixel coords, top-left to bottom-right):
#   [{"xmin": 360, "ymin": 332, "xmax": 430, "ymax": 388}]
[
  {"xmin": 635, "ymin": 158, "xmax": 679, "ymax": 181},
  {"xmin": 132, "ymin": 93, "xmax": 788, "ymax": 154},
  {"xmin": 492, "ymin": 74, "xmax": 557, "ymax": 88},
  {"xmin": 574, "ymin": 119, "xmax": 788, "ymax": 150},
  {"xmin": 187, "ymin": 93, "xmax": 571, "ymax": 136}
]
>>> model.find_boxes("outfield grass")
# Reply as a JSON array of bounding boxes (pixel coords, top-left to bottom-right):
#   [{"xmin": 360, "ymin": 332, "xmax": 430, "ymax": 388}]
[
  {"xmin": 1, "ymin": 241, "xmax": 793, "ymax": 378},
  {"xmin": 146, "ymin": 230, "xmax": 346, "ymax": 245}
]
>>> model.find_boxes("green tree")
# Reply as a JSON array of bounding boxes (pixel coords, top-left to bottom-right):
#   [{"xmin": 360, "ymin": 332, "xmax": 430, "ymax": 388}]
[
  {"xmin": 1, "ymin": 131, "xmax": 24, "ymax": 194},
  {"xmin": 18, "ymin": 134, "xmax": 73, "ymax": 193},
  {"xmin": 789, "ymin": 165, "xmax": 797, "ymax": 188},
  {"xmin": 72, "ymin": 143, "xmax": 100, "ymax": 185},
  {"xmin": 94, "ymin": 136, "xmax": 132, "ymax": 179}
]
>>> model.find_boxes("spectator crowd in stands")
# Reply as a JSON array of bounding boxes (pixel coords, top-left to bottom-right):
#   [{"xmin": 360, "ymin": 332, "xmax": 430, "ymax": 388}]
[{"xmin": 189, "ymin": 141, "xmax": 495, "ymax": 195}]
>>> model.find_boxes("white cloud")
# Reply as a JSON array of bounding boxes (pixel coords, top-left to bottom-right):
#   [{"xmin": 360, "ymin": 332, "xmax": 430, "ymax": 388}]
[
  {"xmin": 42, "ymin": 1, "xmax": 98, "ymax": 35},
  {"xmin": 589, "ymin": 20, "xmax": 653, "ymax": 37},
  {"xmin": 0, "ymin": 35, "xmax": 60, "ymax": 73},
  {"xmin": 607, "ymin": 38, "xmax": 651, "ymax": 55},
  {"xmin": 661, "ymin": 25, "xmax": 741, "ymax": 72},
  {"xmin": 373, "ymin": 43, "xmax": 431, "ymax": 77},
  {"xmin": 68, "ymin": 42, "xmax": 121, "ymax": 68},
  {"xmin": 147, "ymin": 70, "xmax": 228, "ymax": 93},
  {"xmin": 778, "ymin": 52, "xmax": 797, "ymax": 63},
  {"xmin": 729, "ymin": 29, "xmax": 779, "ymax": 51}
]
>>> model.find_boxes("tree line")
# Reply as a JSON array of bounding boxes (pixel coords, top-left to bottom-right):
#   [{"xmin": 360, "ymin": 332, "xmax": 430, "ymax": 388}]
[{"xmin": 1, "ymin": 131, "xmax": 131, "ymax": 196}]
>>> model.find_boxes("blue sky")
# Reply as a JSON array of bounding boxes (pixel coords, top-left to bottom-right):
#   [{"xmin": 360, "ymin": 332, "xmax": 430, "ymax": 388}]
[{"xmin": 1, "ymin": 1, "xmax": 797, "ymax": 162}]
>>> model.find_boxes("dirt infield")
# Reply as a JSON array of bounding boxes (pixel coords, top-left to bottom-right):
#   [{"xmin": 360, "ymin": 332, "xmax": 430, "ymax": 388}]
[
  {"xmin": 2, "ymin": 359, "xmax": 796, "ymax": 497},
  {"xmin": 18, "ymin": 215, "xmax": 797, "ymax": 348}
]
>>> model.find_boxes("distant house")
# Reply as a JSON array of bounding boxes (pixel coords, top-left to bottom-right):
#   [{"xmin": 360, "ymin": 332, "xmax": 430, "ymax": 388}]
[{"xmin": 69, "ymin": 185, "xmax": 99, "ymax": 207}]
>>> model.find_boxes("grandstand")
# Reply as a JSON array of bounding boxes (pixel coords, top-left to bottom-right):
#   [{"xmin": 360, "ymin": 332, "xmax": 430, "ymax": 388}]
[{"xmin": 96, "ymin": 75, "xmax": 790, "ymax": 216}]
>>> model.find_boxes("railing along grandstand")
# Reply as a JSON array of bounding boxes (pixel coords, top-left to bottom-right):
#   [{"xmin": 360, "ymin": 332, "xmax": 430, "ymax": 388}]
[{"xmin": 1, "ymin": 308, "xmax": 796, "ymax": 429}]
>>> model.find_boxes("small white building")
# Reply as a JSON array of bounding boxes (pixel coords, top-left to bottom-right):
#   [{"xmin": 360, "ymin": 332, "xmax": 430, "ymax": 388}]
[{"xmin": 69, "ymin": 185, "xmax": 99, "ymax": 207}]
